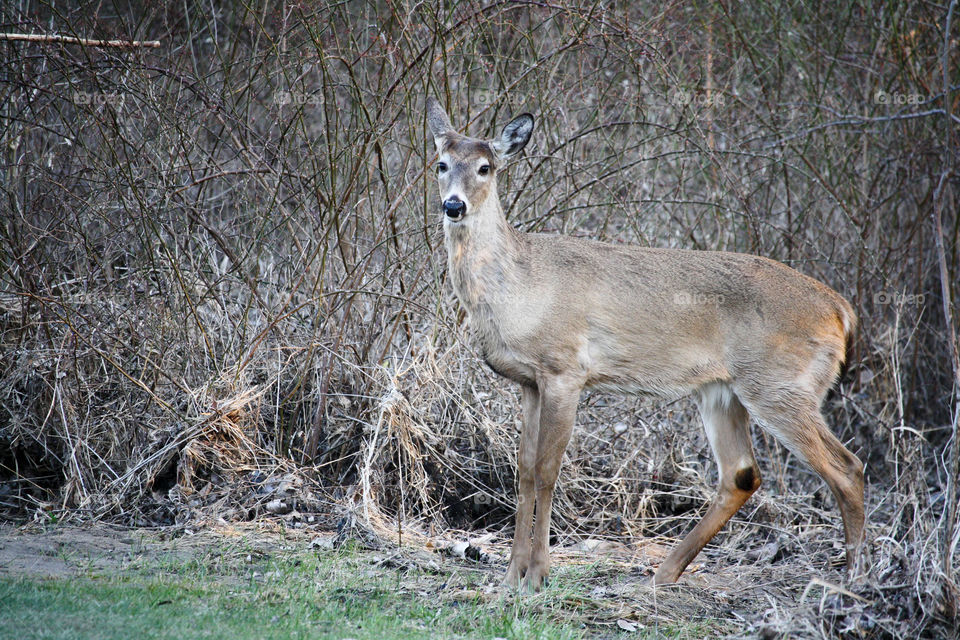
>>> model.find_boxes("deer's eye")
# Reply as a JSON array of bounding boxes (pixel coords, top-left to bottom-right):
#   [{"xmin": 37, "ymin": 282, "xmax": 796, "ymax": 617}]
[
  {"xmin": 478, "ymin": 164, "xmax": 490, "ymax": 176},
  {"xmin": 437, "ymin": 162, "xmax": 448, "ymax": 173}
]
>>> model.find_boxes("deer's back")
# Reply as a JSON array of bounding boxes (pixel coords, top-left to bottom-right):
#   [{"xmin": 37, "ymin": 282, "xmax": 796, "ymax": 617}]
[{"xmin": 482, "ymin": 233, "xmax": 854, "ymax": 395}]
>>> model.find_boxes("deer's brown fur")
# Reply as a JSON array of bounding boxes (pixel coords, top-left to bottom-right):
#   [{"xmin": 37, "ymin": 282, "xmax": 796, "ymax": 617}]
[{"xmin": 426, "ymin": 97, "xmax": 864, "ymax": 590}]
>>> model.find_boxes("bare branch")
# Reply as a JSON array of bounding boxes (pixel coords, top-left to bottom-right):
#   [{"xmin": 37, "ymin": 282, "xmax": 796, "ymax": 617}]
[{"xmin": 0, "ymin": 32, "xmax": 160, "ymax": 48}]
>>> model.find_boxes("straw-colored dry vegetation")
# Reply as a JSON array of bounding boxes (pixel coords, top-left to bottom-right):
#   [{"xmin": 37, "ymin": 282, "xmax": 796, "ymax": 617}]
[{"xmin": 1, "ymin": 1, "xmax": 958, "ymax": 637}]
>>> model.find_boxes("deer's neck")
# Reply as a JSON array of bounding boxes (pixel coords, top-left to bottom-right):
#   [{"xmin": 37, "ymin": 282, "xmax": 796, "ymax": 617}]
[{"xmin": 444, "ymin": 201, "xmax": 527, "ymax": 314}]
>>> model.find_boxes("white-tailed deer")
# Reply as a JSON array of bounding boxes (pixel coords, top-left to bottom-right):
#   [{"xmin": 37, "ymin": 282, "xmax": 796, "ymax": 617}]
[{"xmin": 425, "ymin": 97, "xmax": 864, "ymax": 591}]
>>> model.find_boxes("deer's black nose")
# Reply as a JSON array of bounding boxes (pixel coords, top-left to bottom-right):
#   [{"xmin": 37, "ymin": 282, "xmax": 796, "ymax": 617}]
[{"xmin": 443, "ymin": 197, "xmax": 466, "ymax": 220}]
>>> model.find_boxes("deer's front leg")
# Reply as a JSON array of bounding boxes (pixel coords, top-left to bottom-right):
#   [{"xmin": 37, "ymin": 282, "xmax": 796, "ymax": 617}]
[
  {"xmin": 523, "ymin": 376, "xmax": 580, "ymax": 592},
  {"xmin": 504, "ymin": 384, "xmax": 539, "ymax": 587}
]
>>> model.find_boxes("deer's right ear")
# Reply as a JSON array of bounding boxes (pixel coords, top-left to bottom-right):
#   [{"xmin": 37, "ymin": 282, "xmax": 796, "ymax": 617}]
[
  {"xmin": 426, "ymin": 97, "xmax": 454, "ymax": 150},
  {"xmin": 493, "ymin": 113, "xmax": 534, "ymax": 159}
]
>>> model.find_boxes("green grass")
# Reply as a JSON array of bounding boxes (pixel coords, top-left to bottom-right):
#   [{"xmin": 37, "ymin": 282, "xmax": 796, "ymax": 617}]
[{"xmin": 0, "ymin": 541, "xmax": 718, "ymax": 640}]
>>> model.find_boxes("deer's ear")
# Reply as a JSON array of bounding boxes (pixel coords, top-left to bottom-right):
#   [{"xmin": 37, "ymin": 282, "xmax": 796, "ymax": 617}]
[
  {"xmin": 492, "ymin": 113, "xmax": 534, "ymax": 159},
  {"xmin": 426, "ymin": 97, "xmax": 454, "ymax": 149}
]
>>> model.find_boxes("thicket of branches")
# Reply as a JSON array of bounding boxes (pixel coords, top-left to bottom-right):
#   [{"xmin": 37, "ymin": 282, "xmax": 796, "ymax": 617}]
[{"xmin": 1, "ymin": 1, "xmax": 957, "ymax": 636}]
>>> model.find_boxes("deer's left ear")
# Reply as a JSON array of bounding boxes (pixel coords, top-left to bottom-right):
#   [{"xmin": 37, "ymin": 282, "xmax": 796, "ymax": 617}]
[
  {"xmin": 426, "ymin": 97, "xmax": 455, "ymax": 150},
  {"xmin": 493, "ymin": 113, "xmax": 534, "ymax": 159}
]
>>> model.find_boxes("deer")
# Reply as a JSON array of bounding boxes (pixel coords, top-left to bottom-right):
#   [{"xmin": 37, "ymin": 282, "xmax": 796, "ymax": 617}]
[{"xmin": 425, "ymin": 96, "xmax": 865, "ymax": 591}]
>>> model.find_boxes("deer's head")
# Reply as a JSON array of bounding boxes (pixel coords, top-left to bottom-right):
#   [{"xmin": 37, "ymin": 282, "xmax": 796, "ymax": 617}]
[{"xmin": 426, "ymin": 97, "xmax": 534, "ymax": 223}]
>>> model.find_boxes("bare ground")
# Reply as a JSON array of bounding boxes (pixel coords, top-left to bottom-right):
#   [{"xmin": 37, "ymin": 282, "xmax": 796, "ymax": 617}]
[{"xmin": 0, "ymin": 521, "xmax": 919, "ymax": 638}]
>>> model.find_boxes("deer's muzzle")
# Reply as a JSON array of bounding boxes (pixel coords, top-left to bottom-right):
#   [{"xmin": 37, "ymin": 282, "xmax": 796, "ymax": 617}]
[{"xmin": 443, "ymin": 197, "xmax": 466, "ymax": 221}]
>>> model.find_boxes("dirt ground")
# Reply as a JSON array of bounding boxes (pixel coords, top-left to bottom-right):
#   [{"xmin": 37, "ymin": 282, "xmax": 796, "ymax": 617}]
[
  {"xmin": 0, "ymin": 521, "xmax": 903, "ymax": 638},
  {"xmin": 0, "ymin": 524, "xmax": 164, "ymax": 579},
  {"xmin": 0, "ymin": 523, "xmax": 296, "ymax": 580}
]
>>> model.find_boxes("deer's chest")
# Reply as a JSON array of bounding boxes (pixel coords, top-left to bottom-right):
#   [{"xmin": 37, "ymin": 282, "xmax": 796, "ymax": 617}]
[{"xmin": 446, "ymin": 240, "xmax": 539, "ymax": 386}]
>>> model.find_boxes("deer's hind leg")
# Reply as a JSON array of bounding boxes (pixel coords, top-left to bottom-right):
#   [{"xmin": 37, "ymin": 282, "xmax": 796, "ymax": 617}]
[
  {"xmin": 655, "ymin": 383, "xmax": 761, "ymax": 585},
  {"xmin": 736, "ymin": 385, "xmax": 865, "ymax": 578}
]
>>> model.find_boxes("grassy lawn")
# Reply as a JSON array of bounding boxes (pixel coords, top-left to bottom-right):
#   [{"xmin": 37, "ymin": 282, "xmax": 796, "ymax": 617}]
[{"xmin": 0, "ymin": 534, "xmax": 720, "ymax": 640}]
